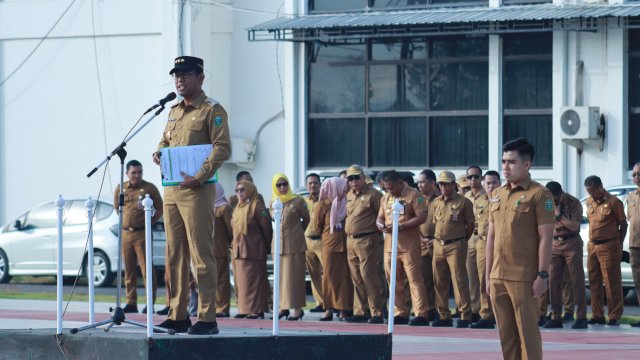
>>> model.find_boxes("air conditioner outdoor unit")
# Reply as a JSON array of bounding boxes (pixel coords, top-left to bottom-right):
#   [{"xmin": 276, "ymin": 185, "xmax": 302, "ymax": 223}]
[{"xmin": 559, "ymin": 106, "xmax": 600, "ymax": 140}]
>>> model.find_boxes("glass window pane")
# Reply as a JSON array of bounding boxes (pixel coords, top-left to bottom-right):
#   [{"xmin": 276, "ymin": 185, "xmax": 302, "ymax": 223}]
[
  {"xmin": 310, "ymin": 66, "xmax": 365, "ymax": 113},
  {"xmin": 430, "ymin": 62, "xmax": 488, "ymax": 110},
  {"xmin": 431, "ymin": 0, "xmax": 486, "ymax": 3},
  {"xmin": 308, "ymin": 118, "xmax": 365, "ymax": 167},
  {"xmin": 314, "ymin": 44, "xmax": 366, "ymax": 64},
  {"xmin": 429, "ymin": 116, "xmax": 488, "ymax": 166},
  {"xmin": 96, "ymin": 201, "xmax": 114, "ymax": 221},
  {"xmin": 630, "ymin": 114, "xmax": 640, "ymax": 169},
  {"xmin": 503, "ymin": 60, "xmax": 552, "ymax": 109},
  {"xmin": 310, "ymin": 0, "xmax": 366, "ymax": 12},
  {"xmin": 503, "ymin": 34, "xmax": 552, "ymax": 56},
  {"xmin": 431, "ymin": 37, "xmax": 488, "ymax": 58},
  {"xmin": 25, "ymin": 203, "xmax": 58, "ymax": 229},
  {"xmin": 631, "ymin": 29, "xmax": 640, "ymax": 52},
  {"xmin": 372, "ymin": 39, "xmax": 427, "ymax": 60},
  {"xmin": 369, "ymin": 64, "xmax": 426, "ymax": 112},
  {"xmin": 369, "ymin": 117, "xmax": 427, "ymax": 166},
  {"xmin": 631, "ymin": 57, "xmax": 640, "ymax": 108},
  {"xmin": 503, "ymin": 115, "xmax": 552, "ymax": 167},
  {"xmin": 66, "ymin": 201, "xmax": 89, "ymax": 226},
  {"xmin": 369, "ymin": 0, "xmax": 427, "ymax": 9}
]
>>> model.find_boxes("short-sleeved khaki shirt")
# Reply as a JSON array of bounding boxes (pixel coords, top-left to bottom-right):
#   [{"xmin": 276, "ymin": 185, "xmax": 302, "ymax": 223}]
[
  {"xmin": 114, "ymin": 180, "xmax": 163, "ymax": 229},
  {"xmin": 489, "ymin": 176, "xmax": 555, "ymax": 282},
  {"xmin": 346, "ymin": 184, "xmax": 382, "ymax": 235},
  {"xmin": 628, "ymin": 188, "xmax": 640, "ymax": 248},
  {"xmin": 379, "ymin": 185, "xmax": 426, "ymax": 253},
  {"xmin": 474, "ymin": 194, "xmax": 491, "ymax": 238},
  {"xmin": 554, "ymin": 193, "xmax": 583, "ymax": 238},
  {"xmin": 432, "ymin": 192, "xmax": 474, "ymax": 242},
  {"xmin": 586, "ymin": 192, "xmax": 626, "ymax": 241}
]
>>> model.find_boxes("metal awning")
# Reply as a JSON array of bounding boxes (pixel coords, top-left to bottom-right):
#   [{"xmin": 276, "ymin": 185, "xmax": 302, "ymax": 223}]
[{"xmin": 248, "ymin": 3, "xmax": 640, "ymax": 42}]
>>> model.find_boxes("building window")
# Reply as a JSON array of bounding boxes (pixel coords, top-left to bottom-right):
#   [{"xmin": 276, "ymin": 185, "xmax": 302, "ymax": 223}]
[
  {"xmin": 309, "ymin": 0, "xmax": 488, "ymax": 12},
  {"xmin": 502, "ymin": 34, "xmax": 553, "ymax": 167},
  {"xmin": 308, "ymin": 37, "xmax": 488, "ymax": 168},
  {"xmin": 629, "ymin": 29, "xmax": 640, "ymax": 168}
]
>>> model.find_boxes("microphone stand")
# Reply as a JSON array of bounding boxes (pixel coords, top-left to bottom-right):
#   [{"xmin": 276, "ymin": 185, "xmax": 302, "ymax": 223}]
[{"xmin": 71, "ymin": 105, "xmax": 174, "ymax": 335}]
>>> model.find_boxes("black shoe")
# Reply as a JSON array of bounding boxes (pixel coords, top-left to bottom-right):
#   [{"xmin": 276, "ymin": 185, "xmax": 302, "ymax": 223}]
[
  {"xmin": 451, "ymin": 309, "xmax": 461, "ymax": 318},
  {"xmin": 188, "ymin": 321, "xmax": 219, "ymax": 335},
  {"xmin": 319, "ymin": 313, "xmax": 333, "ymax": 321},
  {"xmin": 216, "ymin": 312, "xmax": 230, "ymax": 318},
  {"xmin": 157, "ymin": 306, "xmax": 169, "ymax": 316},
  {"xmin": 630, "ymin": 321, "xmax": 640, "ymax": 328},
  {"xmin": 571, "ymin": 319, "xmax": 588, "ymax": 329},
  {"xmin": 155, "ymin": 317, "xmax": 192, "ymax": 333},
  {"xmin": 141, "ymin": 306, "xmax": 153, "ymax": 314},
  {"xmin": 309, "ymin": 305, "xmax": 325, "ymax": 313},
  {"xmin": 427, "ymin": 309, "xmax": 438, "ymax": 322},
  {"xmin": 123, "ymin": 304, "xmax": 138, "ymax": 313},
  {"xmin": 235, "ymin": 313, "xmax": 248, "ymax": 319},
  {"xmin": 287, "ymin": 309, "xmax": 304, "ymax": 321},
  {"xmin": 470, "ymin": 318, "xmax": 495, "ymax": 329},
  {"xmin": 393, "ymin": 316, "xmax": 409, "ymax": 325},
  {"xmin": 409, "ymin": 316, "xmax": 429, "ymax": 326},
  {"xmin": 471, "ymin": 313, "xmax": 481, "ymax": 323},
  {"xmin": 245, "ymin": 313, "xmax": 264, "ymax": 319},
  {"xmin": 587, "ymin": 317, "xmax": 606, "ymax": 325},
  {"xmin": 456, "ymin": 320, "xmax": 471, "ymax": 328},
  {"xmin": 607, "ymin": 319, "xmax": 620, "ymax": 326},
  {"xmin": 538, "ymin": 315, "xmax": 546, "ymax": 327},
  {"xmin": 562, "ymin": 312, "xmax": 574, "ymax": 323},
  {"xmin": 431, "ymin": 319, "xmax": 453, "ymax": 327},
  {"xmin": 543, "ymin": 318, "xmax": 563, "ymax": 329},
  {"xmin": 368, "ymin": 316, "xmax": 384, "ymax": 324},
  {"xmin": 344, "ymin": 315, "xmax": 369, "ymax": 323}
]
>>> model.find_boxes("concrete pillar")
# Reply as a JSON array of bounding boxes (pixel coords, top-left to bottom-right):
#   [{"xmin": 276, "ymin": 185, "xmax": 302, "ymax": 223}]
[{"xmin": 488, "ymin": 35, "xmax": 502, "ymax": 172}]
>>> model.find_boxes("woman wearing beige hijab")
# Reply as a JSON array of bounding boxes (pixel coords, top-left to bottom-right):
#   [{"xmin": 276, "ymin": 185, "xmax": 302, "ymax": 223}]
[
  {"xmin": 231, "ymin": 180, "xmax": 273, "ymax": 318},
  {"xmin": 307, "ymin": 177, "xmax": 354, "ymax": 321},
  {"xmin": 270, "ymin": 173, "xmax": 310, "ymax": 321}
]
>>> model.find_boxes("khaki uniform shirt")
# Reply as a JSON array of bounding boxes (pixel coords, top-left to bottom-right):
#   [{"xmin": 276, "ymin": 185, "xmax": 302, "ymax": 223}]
[
  {"xmin": 379, "ymin": 186, "xmax": 426, "ymax": 253},
  {"xmin": 489, "ymin": 176, "xmax": 555, "ymax": 282},
  {"xmin": 308, "ymin": 199, "xmax": 347, "ymax": 253},
  {"xmin": 554, "ymin": 193, "xmax": 583, "ymax": 238},
  {"xmin": 304, "ymin": 194, "xmax": 320, "ymax": 238},
  {"xmin": 628, "ymin": 188, "xmax": 640, "ymax": 248},
  {"xmin": 586, "ymin": 192, "xmax": 626, "ymax": 241},
  {"xmin": 214, "ymin": 204, "xmax": 233, "ymax": 258},
  {"xmin": 270, "ymin": 197, "xmax": 310, "ymax": 254},
  {"xmin": 346, "ymin": 184, "xmax": 382, "ymax": 236},
  {"xmin": 230, "ymin": 193, "xmax": 266, "ymax": 210},
  {"xmin": 231, "ymin": 202, "xmax": 273, "ymax": 260},
  {"xmin": 157, "ymin": 91, "xmax": 231, "ymax": 184},
  {"xmin": 466, "ymin": 189, "xmax": 488, "ymax": 238},
  {"xmin": 419, "ymin": 190, "xmax": 440, "ymax": 256},
  {"xmin": 432, "ymin": 192, "xmax": 474, "ymax": 242},
  {"xmin": 114, "ymin": 180, "xmax": 163, "ymax": 229}
]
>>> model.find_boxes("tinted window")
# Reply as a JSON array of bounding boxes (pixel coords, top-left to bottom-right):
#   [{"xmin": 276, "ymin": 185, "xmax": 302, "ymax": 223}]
[
  {"xmin": 310, "ymin": 0, "xmax": 366, "ymax": 12},
  {"xmin": 503, "ymin": 61, "xmax": 552, "ymax": 109},
  {"xmin": 430, "ymin": 62, "xmax": 488, "ymax": 110},
  {"xmin": 369, "ymin": 64, "xmax": 426, "ymax": 112},
  {"xmin": 310, "ymin": 66, "xmax": 365, "ymax": 113},
  {"xmin": 66, "ymin": 201, "xmax": 89, "ymax": 226},
  {"xmin": 503, "ymin": 115, "xmax": 553, "ymax": 167},
  {"xmin": 25, "ymin": 203, "xmax": 58, "ymax": 229},
  {"xmin": 429, "ymin": 116, "xmax": 488, "ymax": 166},
  {"xmin": 96, "ymin": 201, "xmax": 114, "ymax": 221},
  {"xmin": 308, "ymin": 118, "xmax": 365, "ymax": 167},
  {"xmin": 369, "ymin": 117, "xmax": 427, "ymax": 166}
]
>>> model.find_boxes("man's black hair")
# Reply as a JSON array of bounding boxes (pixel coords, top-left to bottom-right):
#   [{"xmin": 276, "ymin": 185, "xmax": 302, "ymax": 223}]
[
  {"xmin": 484, "ymin": 170, "xmax": 501, "ymax": 182},
  {"xmin": 236, "ymin": 171, "xmax": 251, "ymax": 182},
  {"xmin": 306, "ymin": 173, "xmax": 321, "ymax": 183},
  {"xmin": 466, "ymin": 165, "xmax": 482, "ymax": 176},
  {"xmin": 545, "ymin": 181, "xmax": 563, "ymax": 197},
  {"xmin": 419, "ymin": 169, "xmax": 437, "ymax": 182},
  {"xmin": 584, "ymin": 175, "xmax": 603, "ymax": 188},
  {"xmin": 126, "ymin": 160, "xmax": 142, "ymax": 171},
  {"xmin": 503, "ymin": 137, "xmax": 535, "ymax": 162},
  {"xmin": 380, "ymin": 170, "xmax": 403, "ymax": 184}
]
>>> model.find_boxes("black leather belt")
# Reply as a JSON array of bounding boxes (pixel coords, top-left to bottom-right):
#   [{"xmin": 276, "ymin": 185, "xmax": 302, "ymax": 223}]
[
  {"xmin": 124, "ymin": 227, "xmax": 144, "ymax": 232},
  {"xmin": 591, "ymin": 238, "xmax": 615, "ymax": 245},
  {"xmin": 554, "ymin": 234, "xmax": 579, "ymax": 241},
  {"xmin": 439, "ymin": 237, "xmax": 466, "ymax": 245},
  {"xmin": 349, "ymin": 231, "xmax": 377, "ymax": 239}
]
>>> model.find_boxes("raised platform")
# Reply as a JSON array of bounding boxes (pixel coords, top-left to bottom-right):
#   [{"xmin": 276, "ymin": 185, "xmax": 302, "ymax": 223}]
[{"xmin": 0, "ymin": 327, "xmax": 392, "ymax": 360}]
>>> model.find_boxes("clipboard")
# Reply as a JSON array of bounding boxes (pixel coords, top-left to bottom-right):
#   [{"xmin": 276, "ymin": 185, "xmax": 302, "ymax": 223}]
[{"xmin": 159, "ymin": 144, "xmax": 218, "ymax": 186}]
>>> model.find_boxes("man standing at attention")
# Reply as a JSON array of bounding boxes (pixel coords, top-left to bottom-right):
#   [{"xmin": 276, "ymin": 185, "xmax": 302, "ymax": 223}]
[
  {"xmin": 486, "ymin": 138, "xmax": 554, "ymax": 359},
  {"xmin": 628, "ymin": 162, "xmax": 640, "ymax": 327},
  {"xmin": 114, "ymin": 160, "xmax": 163, "ymax": 315},
  {"xmin": 304, "ymin": 173, "xmax": 325, "ymax": 313},
  {"xmin": 153, "ymin": 56, "xmax": 231, "ymax": 334},
  {"xmin": 464, "ymin": 165, "xmax": 484, "ymax": 323}
]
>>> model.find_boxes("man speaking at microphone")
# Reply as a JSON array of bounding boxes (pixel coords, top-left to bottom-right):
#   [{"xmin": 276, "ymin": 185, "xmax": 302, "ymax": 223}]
[{"xmin": 153, "ymin": 56, "xmax": 231, "ymax": 334}]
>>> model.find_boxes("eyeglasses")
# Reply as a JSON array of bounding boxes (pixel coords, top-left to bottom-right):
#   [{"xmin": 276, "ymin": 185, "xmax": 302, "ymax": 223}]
[
  {"xmin": 276, "ymin": 182, "xmax": 288, "ymax": 188},
  {"xmin": 235, "ymin": 188, "xmax": 245, "ymax": 193},
  {"xmin": 633, "ymin": 172, "xmax": 640, "ymax": 178},
  {"xmin": 171, "ymin": 71, "xmax": 197, "ymax": 80},
  {"xmin": 347, "ymin": 175, "xmax": 361, "ymax": 181},
  {"xmin": 466, "ymin": 174, "xmax": 481, "ymax": 180}
]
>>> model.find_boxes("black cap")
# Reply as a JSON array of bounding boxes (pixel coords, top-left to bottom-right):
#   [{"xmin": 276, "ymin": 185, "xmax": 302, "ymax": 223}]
[{"xmin": 169, "ymin": 56, "xmax": 204, "ymax": 75}]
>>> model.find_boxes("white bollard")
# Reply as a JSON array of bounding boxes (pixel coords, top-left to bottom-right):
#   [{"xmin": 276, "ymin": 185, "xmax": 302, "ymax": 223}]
[
  {"xmin": 272, "ymin": 198, "xmax": 283, "ymax": 337},
  {"xmin": 85, "ymin": 197, "xmax": 96, "ymax": 324},
  {"xmin": 55, "ymin": 195, "xmax": 65, "ymax": 335},
  {"xmin": 387, "ymin": 199, "xmax": 402, "ymax": 334},
  {"xmin": 142, "ymin": 194, "xmax": 155, "ymax": 338}
]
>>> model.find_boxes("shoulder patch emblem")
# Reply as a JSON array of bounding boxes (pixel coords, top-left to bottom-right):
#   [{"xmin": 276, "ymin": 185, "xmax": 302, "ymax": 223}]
[
  {"xmin": 545, "ymin": 198, "xmax": 553, "ymax": 211},
  {"xmin": 417, "ymin": 196, "xmax": 424, "ymax": 204},
  {"xmin": 214, "ymin": 115, "xmax": 223, "ymax": 127}
]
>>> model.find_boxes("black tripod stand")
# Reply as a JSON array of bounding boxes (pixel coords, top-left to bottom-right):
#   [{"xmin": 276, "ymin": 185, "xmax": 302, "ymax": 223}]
[{"xmin": 71, "ymin": 102, "xmax": 174, "ymax": 335}]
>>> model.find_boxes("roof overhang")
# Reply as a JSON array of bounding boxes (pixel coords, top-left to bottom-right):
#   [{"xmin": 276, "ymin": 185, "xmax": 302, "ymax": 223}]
[{"xmin": 248, "ymin": 3, "xmax": 640, "ymax": 43}]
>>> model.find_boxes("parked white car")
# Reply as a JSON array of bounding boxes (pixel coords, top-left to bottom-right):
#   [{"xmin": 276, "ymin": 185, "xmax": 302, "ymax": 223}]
[
  {"xmin": 0, "ymin": 198, "xmax": 166, "ymax": 287},
  {"xmin": 581, "ymin": 185, "xmax": 635, "ymax": 296}
]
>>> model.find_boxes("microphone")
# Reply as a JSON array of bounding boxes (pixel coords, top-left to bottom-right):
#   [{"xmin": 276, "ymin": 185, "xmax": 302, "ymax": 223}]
[{"xmin": 143, "ymin": 92, "xmax": 177, "ymax": 114}]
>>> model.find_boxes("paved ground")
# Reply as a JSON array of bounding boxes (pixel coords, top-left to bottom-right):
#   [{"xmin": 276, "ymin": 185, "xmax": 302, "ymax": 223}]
[{"xmin": 1, "ymin": 298, "xmax": 639, "ymax": 359}]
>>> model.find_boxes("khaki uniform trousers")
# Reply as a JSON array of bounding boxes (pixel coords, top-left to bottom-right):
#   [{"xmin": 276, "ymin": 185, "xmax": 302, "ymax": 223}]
[
  {"xmin": 466, "ymin": 234, "xmax": 481, "ymax": 314},
  {"xmin": 433, "ymin": 239, "xmax": 472, "ymax": 321},
  {"xmin": 475, "ymin": 237, "xmax": 493, "ymax": 320},
  {"xmin": 215, "ymin": 254, "xmax": 231, "ymax": 314},
  {"xmin": 491, "ymin": 278, "xmax": 542, "ymax": 360},
  {"xmin": 548, "ymin": 237, "xmax": 587, "ymax": 320},
  {"xmin": 306, "ymin": 237, "xmax": 324, "ymax": 308},
  {"xmin": 164, "ymin": 184, "xmax": 217, "ymax": 322},
  {"xmin": 538, "ymin": 271, "xmax": 574, "ymax": 316},
  {"xmin": 347, "ymin": 233, "xmax": 386, "ymax": 317},
  {"xmin": 421, "ymin": 248, "xmax": 436, "ymax": 311},
  {"xmin": 631, "ymin": 248, "xmax": 640, "ymax": 305},
  {"xmin": 587, "ymin": 239, "xmax": 623, "ymax": 320},
  {"xmin": 122, "ymin": 231, "xmax": 157, "ymax": 305},
  {"xmin": 384, "ymin": 249, "xmax": 429, "ymax": 318}
]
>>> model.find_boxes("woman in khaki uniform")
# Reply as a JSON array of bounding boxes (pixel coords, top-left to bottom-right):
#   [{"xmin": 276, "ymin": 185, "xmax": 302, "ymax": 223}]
[
  {"xmin": 213, "ymin": 183, "xmax": 233, "ymax": 317},
  {"xmin": 232, "ymin": 181, "xmax": 273, "ymax": 318},
  {"xmin": 270, "ymin": 173, "xmax": 310, "ymax": 320},
  {"xmin": 307, "ymin": 177, "xmax": 354, "ymax": 321}
]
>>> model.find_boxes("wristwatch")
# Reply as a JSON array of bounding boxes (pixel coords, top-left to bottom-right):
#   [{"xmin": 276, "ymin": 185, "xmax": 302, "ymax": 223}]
[{"xmin": 537, "ymin": 271, "xmax": 549, "ymax": 279}]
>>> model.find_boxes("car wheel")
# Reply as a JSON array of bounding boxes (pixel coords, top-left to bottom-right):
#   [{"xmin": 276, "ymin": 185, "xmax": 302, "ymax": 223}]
[
  {"xmin": 87, "ymin": 250, "xmax": 114, "ymax": 287},
  {"xmin": 0, "ymin": 249, "xmax": 11, "ymax": 283}
]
